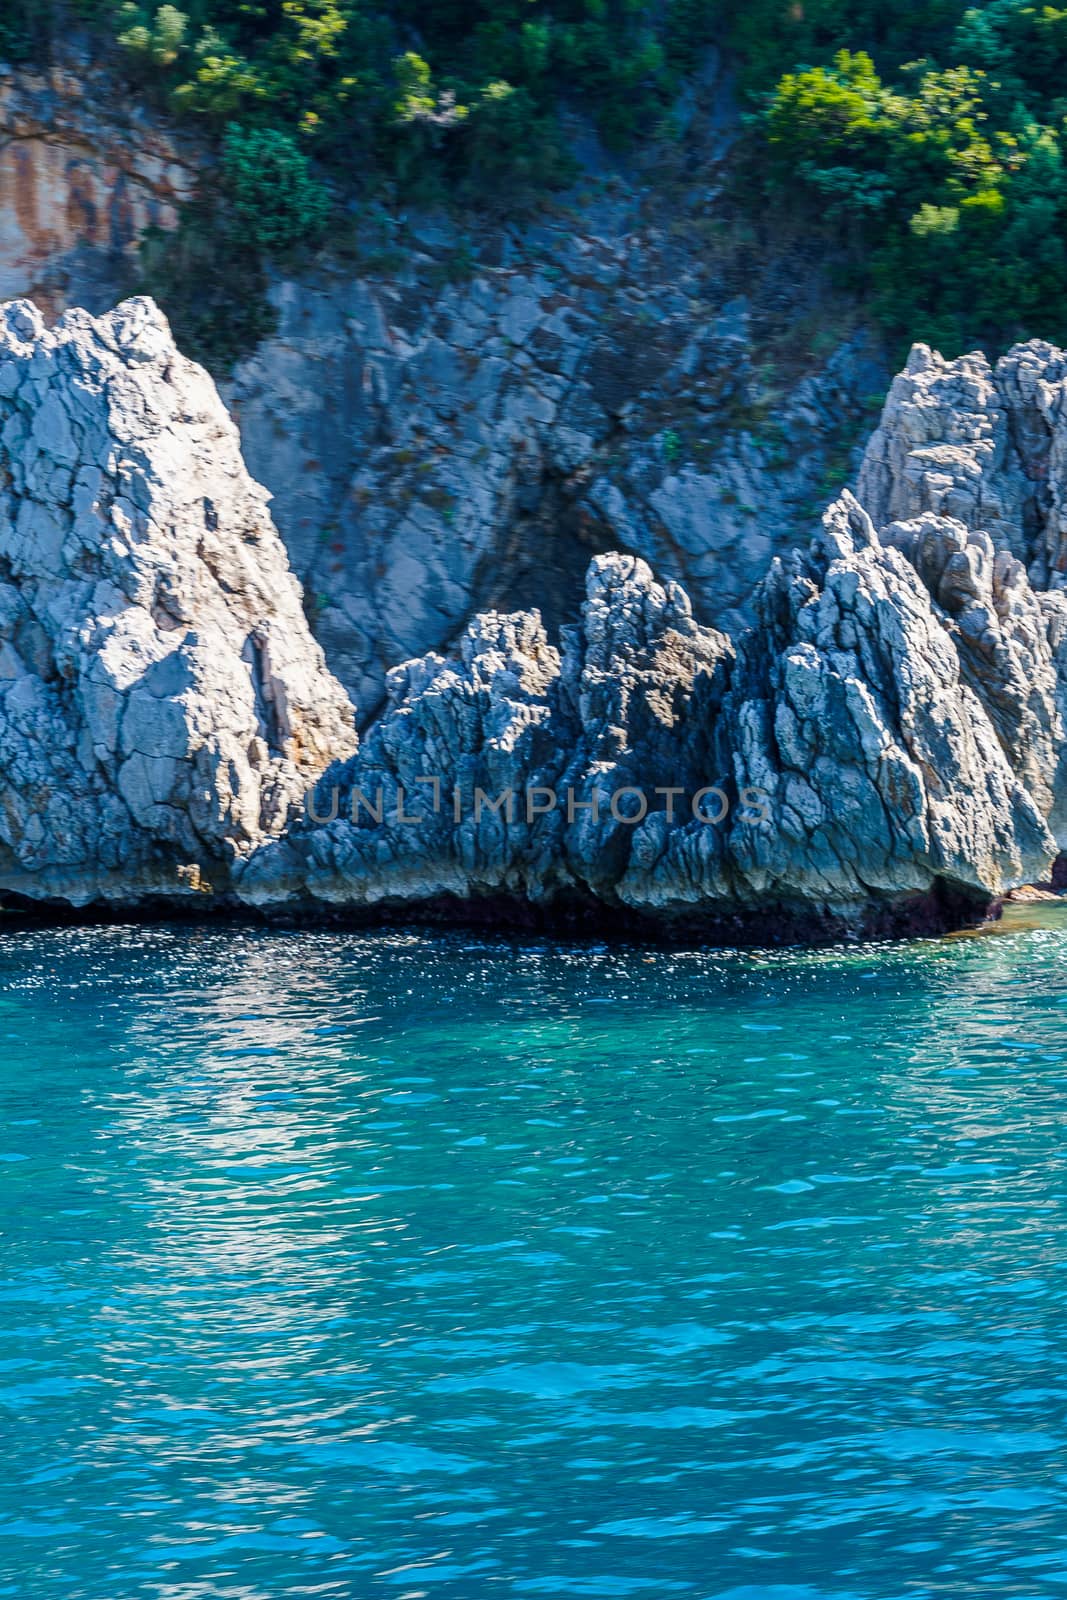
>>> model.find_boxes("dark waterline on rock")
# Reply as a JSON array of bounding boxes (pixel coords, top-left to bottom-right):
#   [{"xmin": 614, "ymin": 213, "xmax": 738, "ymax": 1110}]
[{"xmin": 0, "ymin": 874, "xmax": 998, "ymax": 948}]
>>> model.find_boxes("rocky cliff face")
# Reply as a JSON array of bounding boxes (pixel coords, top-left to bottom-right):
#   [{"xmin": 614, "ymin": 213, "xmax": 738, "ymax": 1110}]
[
  {"xmin": 0, "ymin": 48, "xmax": 886, "ymax": 723},
  {"xmin": 857, "ymin": 340, "xmax": 1067, "ymax": 589},
  {"xmin": 235, "ymin": 336, "xmax": 1067, "ymax": 937},
  {"xmin": 227, "ymin": 260, "xmax": 883, "ymax": 719},
  {"xmin": 0, "ymin": 56, "xmax": 198, "ymax": 315},
  {"xmin": 238, "ymin": 492, "xmax": 1057, "ymax": 935},
  {"xmin": 0, "ymin": 296, "xmax": 355, "ymax": 905},
  {"xmin": 0, "ymin": 300, "xmax": 1063, "ymax": 936}
]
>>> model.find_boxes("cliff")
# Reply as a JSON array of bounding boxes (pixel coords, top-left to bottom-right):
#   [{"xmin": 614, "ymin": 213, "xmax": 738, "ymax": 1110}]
[
  {"xmin": 238, "ymin": 494, "xmax": 1057, "ymax": 937},
  {"xmin": 0, "ymin": 296, "xmax": 1062, "ymax": 937},
  {"xmin": 0, "ymin": 296, "xmax": 355, "ymax": 905},
  {"xmin": 1, "ymin": 47, "xmax": 886, "ymax": 722},
  {"xmin": 0, "ymin": 55, "xmax": 198, "ymax": 316}
]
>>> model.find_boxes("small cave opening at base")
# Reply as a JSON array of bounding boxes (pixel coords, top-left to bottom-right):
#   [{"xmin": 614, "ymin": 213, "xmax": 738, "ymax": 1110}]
[{"xmin": 470, "ymin": 470, "xmax": 621, "ymax": 640}]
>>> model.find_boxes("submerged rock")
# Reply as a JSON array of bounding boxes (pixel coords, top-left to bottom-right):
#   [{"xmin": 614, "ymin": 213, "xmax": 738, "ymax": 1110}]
[{"xmin": 0, "ymin": 297, "xmax": 356, "ymax": 904}]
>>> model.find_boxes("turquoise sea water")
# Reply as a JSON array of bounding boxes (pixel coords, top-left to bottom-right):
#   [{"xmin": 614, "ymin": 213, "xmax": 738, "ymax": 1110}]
[{"xmin": 2, "ymin": 913, "xmax": 1067, "ymax": 1599}]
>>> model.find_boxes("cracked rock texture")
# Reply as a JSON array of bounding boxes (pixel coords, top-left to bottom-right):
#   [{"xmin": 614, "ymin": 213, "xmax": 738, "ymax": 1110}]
[
  {"xmin": 239, "ymin": 493, "xmax": 1059, "ymax": 932},
  {"xmin": 228, "ymin": 260, "xmax": 882, "ymax": 719},
  {"xmin": 0, "ymin": 296, "xmax": 355, "ymax": 905},
  {"xmin": 236, "ymin": 551, "xmax": 737, "ymax": 915},
  {"xmin": 857, "ymin": 339, "xmax": 1067, "ymax": 590},
  {"xmin": 0, "ymin": 293, "xmax": 1065, "ymax": 935},
  {"xmin": 0, "ymin": 47, "xmax": 887, "ymax": 719},
  {"xmin": 724, "ymin": 495, "xmax": 1055, "ymax": 912}
]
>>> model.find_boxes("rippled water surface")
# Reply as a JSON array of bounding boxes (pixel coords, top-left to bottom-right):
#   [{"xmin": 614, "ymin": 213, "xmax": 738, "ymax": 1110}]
[{"xmin": 2, "ymin": 912, "xmax": 1067, "ymax": 1599}]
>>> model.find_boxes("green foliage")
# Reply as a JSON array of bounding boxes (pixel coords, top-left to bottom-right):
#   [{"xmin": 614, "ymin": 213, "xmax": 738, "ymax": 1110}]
[
  {"xmin": 726, "ymin": 0, "xmax": 963, "ymax": 100},
  {"xmin": 18, "ymin": 0, "xmax": 1067, "ymax": 365},
  {"xmin": 117, "ymin": 2, "xmax": 186, "ymax": 69},
  {"xmin": 221, "ymin": 124, "xmax": 331, "ymax": 253},
  {"xmin": 454, "ymin": 82, "xmax": 575, "ymax": 198},
  {"xmin": 728, "ymin": 1, "xmax": 1067, "ymax": 352},
  {"xmin": 100, "ymin": 0, "xmax": 690, "ymax": 176},
  {"xmin": 132, "ymin": 122, "xmax": 330, "ymax": 373},
  {"xmin": 32, "ymin": 0, "xmax": 710, "ymax": 369}
]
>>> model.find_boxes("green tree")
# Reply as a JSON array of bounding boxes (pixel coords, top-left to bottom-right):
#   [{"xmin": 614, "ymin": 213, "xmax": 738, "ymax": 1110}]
[{"xmin": 221, "ymin": 123, "xmax": 331, "ymax": 253}]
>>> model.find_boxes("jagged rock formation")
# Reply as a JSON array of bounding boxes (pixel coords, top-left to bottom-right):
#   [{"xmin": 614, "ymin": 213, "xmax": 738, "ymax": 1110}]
[
  {"xmin": 0, "ymin": 297, "xmax": 355, "ymax": 905},
  {"xmin": 0, "ymin": 48, "xmax": 885, "ymax": 717},
  {"xmin": 725, "ymin": 497, "xmax": 1054, "ymax": 908},
  {"xmin": 237, "ymin": 552, "xmax": 738, "ymax": 916},
  {"xmin": 857, "ymin": 340, "xmax": 1067, "ymax": 588},
  {"xmin": 238, "ymin": 494, "xmax": 1058, "ymax": 934},
  {"xmin": 229, "ymin": 265, "xmax": 882, "ymax": 717},
  {"xmin": 0, "ymin": 298, "xmax": 1064, "ymax": 938},
  {"xmin": 855, "ymin": 338, "xmax": 1067, "ymax": 857}
]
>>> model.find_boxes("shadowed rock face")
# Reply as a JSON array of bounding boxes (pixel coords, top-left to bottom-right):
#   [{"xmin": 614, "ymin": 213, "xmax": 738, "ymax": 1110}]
[
  {"xmin": 0, "ymin": 296, "xmax": 356, "ymax": 905},
  {"xmin": 228, "ymin": 274, "xmax": 882, "ymax": 720},
  {"xmin": 0, "ymin": 303, "xmax": 1065, "ymax": 937}
]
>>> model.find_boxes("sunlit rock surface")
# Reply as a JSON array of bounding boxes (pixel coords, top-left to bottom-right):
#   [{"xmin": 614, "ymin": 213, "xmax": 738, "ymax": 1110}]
[
  {"xmin": 0, "ymin": 304, "xmax": 1064, "ymax": 936},
  {"xmin": 0, "ymin": 296, "xmax": 355, "ymax": 904}
]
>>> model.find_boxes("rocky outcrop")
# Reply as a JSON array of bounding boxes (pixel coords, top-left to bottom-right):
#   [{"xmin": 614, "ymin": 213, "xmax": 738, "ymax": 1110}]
[
  {"xmin": 237, "ymin": 493, "xmax": 1058, "ymax": 934},
  {"xmin": 880, "ymin": 512, "xmax": 1061, "ymax": 824},
  {"xmin": 724, "ymin": 496, "xmax": 1054, "ymax": 910},
  {"xmin": 228, "ymin": 263, "xmax": 882, "ymax": 717},
  {"xmin": 856, "ymin": 339, "xmax": 1067, "ymax": 589},
  {"xmin": 0, "ymin": 296, "xmax": 355, "ymax": 905},
  {"xmin": 854, "ymin": 336, "xmax": 1067, "ymax": 856},
  {"xmin": 0, "ymin": 48, "xmax": 884, "ymax": 719},
  {"xmin": 236, "ymin": 551, "xmax": 739, "ymax": 917},
  {"xmin": 0, "ymin": 297, "xmax": 1063, "ymax": 938}
]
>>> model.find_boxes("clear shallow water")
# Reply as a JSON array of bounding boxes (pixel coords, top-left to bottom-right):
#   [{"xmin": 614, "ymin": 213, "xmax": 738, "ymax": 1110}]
[{"xmin": 1, "ymin": 915, "xmax": 1067, "ymax": 1600}]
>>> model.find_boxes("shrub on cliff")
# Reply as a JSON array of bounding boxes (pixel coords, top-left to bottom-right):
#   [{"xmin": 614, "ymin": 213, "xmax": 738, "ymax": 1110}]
[
  {"xmin": 107, "ymin": 0, "xmax": 698, "ymax": 174},
  {"xmin": 101, "ymin": 0, "xmax": 713, "ymax": 368},
  {"xmin": 728, "ymin": 1, "xmax": 1067, "ymax": 354},
  {"xmin": 220, "ymin": 125, "xmax": 331, "ymax": 254},
  {"xmin": 116, "ymin": 1, "xmax": 186, "ymax": 68}
]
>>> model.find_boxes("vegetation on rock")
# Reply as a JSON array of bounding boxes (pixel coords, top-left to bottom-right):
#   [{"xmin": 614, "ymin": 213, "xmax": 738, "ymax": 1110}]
[
  {"xmin": 0, "ymin": 0, "xmax": 723, "ymax": 364},
  {"xmin": 727, "ymin": 0, "xmax": 1067, "ymax": 353},
  {"xmin": 3, "ymin": 0, "xmax": 712, "ymax": 199},
  {"xmin": 8, "ymin": 1, "xmax": 1067, "ymax": 362}
]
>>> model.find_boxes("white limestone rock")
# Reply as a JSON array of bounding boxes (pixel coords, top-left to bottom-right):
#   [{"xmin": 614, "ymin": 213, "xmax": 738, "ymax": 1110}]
[
  {"xmin": 724, "ymin": 494, "xmax": 1054, "ymax": 916},
  {"xmin": 0, "ymin": 296, "xmax": 356, "ymax": 904},
  {"xmin": 857, "ymin": 338, "xmax": 1067, "ymax": 589},
  {"xmin": 236, "ymin": 552, "xmax": 737, "ymax": 914}
]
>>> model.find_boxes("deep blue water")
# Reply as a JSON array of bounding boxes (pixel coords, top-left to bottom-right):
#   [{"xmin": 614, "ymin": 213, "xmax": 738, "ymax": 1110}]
[{"xmin": 1, "ymin": 912, "xmax": 1067, "ymax": 1599}]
